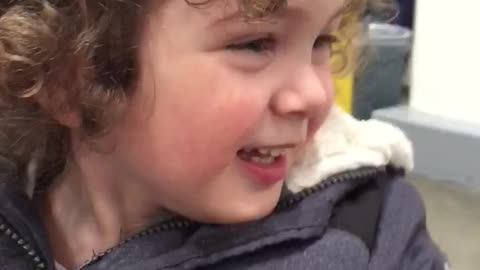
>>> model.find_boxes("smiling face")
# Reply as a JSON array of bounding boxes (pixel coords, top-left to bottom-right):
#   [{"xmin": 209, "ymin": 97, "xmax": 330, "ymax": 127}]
[{"xmin": 105, "ymin": 0, "xmax": 343, "ymax": 224}]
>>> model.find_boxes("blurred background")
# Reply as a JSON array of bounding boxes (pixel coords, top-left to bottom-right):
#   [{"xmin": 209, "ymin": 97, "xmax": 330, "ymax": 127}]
[{"xmin": 333, "ymin": 1, "xmax": 480, "ymax": 269}]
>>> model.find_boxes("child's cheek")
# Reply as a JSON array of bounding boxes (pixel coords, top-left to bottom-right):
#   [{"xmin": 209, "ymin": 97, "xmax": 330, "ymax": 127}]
[
  {"xmin": 181, "ymin": 100, "xmax": 263, "ymax": 173},
  {"xmin": 166, "ymin": 77, "xmax": 264, "ymax": 175},
  {"xmin": 145, "ymin": 87, "xmax": 263, "ymax": 184},
  {"xmin": 131, "ymin": 52, "xmax": 268, "ymax": 184}
]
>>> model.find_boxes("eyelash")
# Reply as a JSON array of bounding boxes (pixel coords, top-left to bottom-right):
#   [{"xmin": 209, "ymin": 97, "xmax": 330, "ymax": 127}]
[
  {"xmin": 226, "ymin": 37, "xmax": 275, "ymax": 53},
  {"xmin": 226, "ymin": 34, "xmax": 339, "ymax": 53}
]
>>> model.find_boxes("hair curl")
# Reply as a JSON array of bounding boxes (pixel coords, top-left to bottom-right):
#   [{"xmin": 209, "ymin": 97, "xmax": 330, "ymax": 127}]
[{"xmin": 0, "ymin": 0, "xmax": 377, "ymax": 192}]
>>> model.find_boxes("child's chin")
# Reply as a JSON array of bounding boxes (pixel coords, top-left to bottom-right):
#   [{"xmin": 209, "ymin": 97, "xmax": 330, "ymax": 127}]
[{"xmin": 202, "ymin": 200, "xmax": 278, "ymax": 225}]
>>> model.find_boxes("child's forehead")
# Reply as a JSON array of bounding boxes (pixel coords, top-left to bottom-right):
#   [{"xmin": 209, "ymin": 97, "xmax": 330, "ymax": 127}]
[
  {"xmin": 187, "ymin": 0, "xmax": 284, "ymax": 21},
  {"xmin": 190, "ymin": 0, "xmax": 345, "ymax": 25}
]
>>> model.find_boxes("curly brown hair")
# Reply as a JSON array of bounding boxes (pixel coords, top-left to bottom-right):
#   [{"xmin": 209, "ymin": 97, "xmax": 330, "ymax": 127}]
[{"xmin": 0, "ymin": 0, "xmax": 370, "ymax": 193}]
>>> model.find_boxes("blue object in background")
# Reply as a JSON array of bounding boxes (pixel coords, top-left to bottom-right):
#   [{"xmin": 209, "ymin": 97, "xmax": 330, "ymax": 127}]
[{"xmin": 394, "ymin": 0, "xmax": 414, "ymax": 29}]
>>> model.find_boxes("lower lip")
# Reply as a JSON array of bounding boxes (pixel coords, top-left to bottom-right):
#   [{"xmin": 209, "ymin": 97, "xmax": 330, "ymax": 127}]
[{"xmin": 237, "ymin": 155, "xmax": 288, "ymax": 186}]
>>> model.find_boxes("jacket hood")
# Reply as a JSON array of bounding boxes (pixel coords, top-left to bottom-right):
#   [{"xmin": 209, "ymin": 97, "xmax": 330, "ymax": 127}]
[{"xmin": 286, "ymin": 106, "xmax": 414, "ymax": 193}]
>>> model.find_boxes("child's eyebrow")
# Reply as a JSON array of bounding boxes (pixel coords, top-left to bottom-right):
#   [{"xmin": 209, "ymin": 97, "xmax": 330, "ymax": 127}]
[{"xmin": 209, "ymin": 3, "xmax": 346, "ymax": 28}]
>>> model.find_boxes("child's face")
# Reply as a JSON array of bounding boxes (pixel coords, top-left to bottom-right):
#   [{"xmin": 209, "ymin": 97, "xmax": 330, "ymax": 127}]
[{"xmin": 110, "ymin": 0, "xmax": 342, "ymax": 223}]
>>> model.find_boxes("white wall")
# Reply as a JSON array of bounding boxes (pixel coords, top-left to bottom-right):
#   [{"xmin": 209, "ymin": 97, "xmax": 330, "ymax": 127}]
[{"xmin": 410, "ymin": 0, "xmax": 480, "ymax": 125}]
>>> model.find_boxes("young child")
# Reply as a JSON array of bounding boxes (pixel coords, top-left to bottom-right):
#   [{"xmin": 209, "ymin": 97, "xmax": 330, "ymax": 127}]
[{"xmin": 0, "ymin": 0, "xmax": 448, "ymax": 269}]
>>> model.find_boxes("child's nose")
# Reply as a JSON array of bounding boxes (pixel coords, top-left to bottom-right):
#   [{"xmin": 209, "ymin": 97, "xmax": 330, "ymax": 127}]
[{"xmin": 270, "ymin": 66, "xmax": 329, "ymax": 120}]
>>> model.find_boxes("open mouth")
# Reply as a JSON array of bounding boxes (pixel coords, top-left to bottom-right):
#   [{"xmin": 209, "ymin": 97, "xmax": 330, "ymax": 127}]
[
  {"xmin": 236, "ymin": 146, "xmax": 290, "ymax": 185},
  {"xmin": 236, "ymin": 147, "xmax": 287, "ymax": 165}
]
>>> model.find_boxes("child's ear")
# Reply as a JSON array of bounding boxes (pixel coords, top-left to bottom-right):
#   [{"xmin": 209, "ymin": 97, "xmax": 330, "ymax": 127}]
[{"xmin": 35, "ymin": 91, "xmax": 82, "ymax": 129}]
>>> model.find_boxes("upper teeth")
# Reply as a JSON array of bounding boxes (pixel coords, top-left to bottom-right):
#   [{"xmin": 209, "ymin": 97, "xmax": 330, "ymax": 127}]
[{"xmin": 257, "ymin": 148, "xmax": 285, "ymax": 157}]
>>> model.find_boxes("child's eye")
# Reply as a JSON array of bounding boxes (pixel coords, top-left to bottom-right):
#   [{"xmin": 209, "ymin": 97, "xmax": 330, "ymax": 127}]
[
  {"xmin": 226, "ymin": 37, "xmax": 275, "ymax": 53},
  {"xmin": 313, "ymin": 34, "xmax": 339, "ymax": 50}
]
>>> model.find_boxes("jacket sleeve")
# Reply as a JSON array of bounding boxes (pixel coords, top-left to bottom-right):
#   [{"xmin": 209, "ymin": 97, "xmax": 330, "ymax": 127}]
[{"xmin": 368, "ymin": 176, "xmax": 450, "ymax": 270}]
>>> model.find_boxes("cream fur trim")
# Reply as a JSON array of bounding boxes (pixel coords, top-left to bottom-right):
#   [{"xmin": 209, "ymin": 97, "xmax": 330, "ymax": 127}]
[{"xmin": 286, "ymin": 106, "xmax": 414, "ymax": 193}]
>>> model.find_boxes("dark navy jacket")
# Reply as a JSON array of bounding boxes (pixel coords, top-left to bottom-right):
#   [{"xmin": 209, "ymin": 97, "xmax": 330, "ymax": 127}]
[{"xmin": 0, "ymin": 167, "xmax": 447, "ymax": 270}]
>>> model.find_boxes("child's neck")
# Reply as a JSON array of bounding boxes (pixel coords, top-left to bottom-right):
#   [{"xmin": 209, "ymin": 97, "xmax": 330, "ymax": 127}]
[{"xmin": 37, "ymin": 155, "xmax": 167, "ymax": 269}]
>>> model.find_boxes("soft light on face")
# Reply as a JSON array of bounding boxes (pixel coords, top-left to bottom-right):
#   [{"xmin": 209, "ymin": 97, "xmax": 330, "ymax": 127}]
[{"xmin": 110, "ymin": 0, "xmax": 344, "ymax": 224}]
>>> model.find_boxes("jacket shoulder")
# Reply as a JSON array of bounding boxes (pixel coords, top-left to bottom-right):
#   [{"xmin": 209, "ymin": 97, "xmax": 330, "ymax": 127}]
[{"xmin": 369, "ymin": 174, "xmax": 448, "ymax": 270}]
